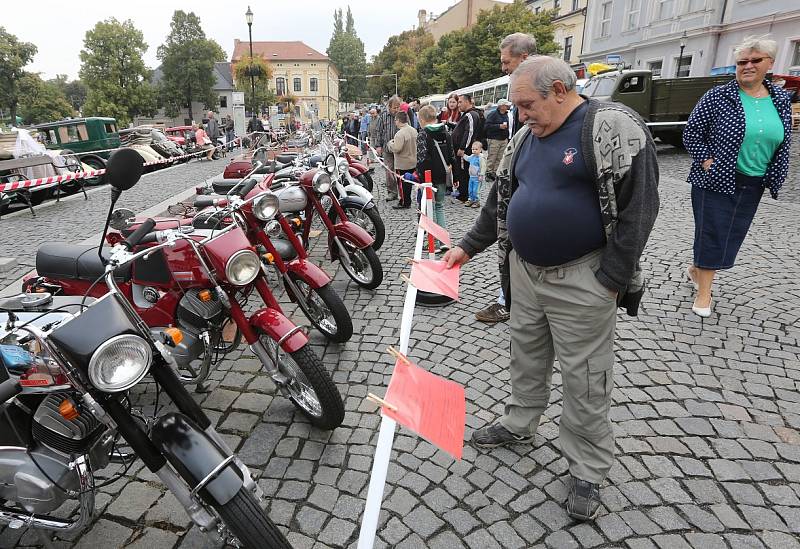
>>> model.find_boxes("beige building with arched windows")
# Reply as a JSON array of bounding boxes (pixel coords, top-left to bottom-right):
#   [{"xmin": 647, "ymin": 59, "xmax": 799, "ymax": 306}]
[{"xmin": 231, "ymin": 40, "xmax": 340, "ymax": 122}]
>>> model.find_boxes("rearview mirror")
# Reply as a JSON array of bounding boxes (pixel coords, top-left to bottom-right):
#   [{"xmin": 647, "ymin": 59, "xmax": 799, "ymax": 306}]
[
  {"xmin": 252, "ymin": 147, "xmax": 268, "ymax": 166},
  {"xmin": 107, "ymin": 148, "xmax": 144, "ymax": 192},
  {"xmin": 109, "ymin": 208, "xmax": 135, "ymax": 230}
]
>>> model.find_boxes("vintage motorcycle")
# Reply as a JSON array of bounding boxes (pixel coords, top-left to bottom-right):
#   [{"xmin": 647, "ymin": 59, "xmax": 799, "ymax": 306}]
[
  {"xmin": 0, "ymin": 149, "xmax": 291, "ymax": 547},
  {"xmin": 24, "ymin": 166, "xmax": 345, "ymax": 431}
]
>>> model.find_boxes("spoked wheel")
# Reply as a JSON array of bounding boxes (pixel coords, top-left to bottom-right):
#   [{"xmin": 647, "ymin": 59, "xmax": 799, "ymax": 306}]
[
  {"xmin": 260, "ymin": 334, "xmax": 344, "ymax": 430},
  {"xmin": 336, "ymin": 237, "xmax": 383, "ymax": 290},
  {"xmin": 330, "ymin": 204, "xmax": 385, "ymax": 251},
  {"xmin": 286, "ymin": 275, "xmax": 353, "ymax": 343},
  {"xmin": 213, "ymin": 487, "xmax": 291, "ymax": 549}
]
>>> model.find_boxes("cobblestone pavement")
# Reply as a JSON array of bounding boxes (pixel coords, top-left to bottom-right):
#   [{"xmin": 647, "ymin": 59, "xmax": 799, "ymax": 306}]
[
  {"xmin": 0, "ymin": 157, "xmax": 230, "ymax": 290},
  {"xmin": 3, "ymin": 146, "xmax": 800, "ymax": 549}
]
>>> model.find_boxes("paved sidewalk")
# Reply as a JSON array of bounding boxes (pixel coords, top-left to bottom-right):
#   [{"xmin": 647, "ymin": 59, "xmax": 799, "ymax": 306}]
[{"xmin": 3, "ymin": 150, "xmax": 800, "ymax": 549}]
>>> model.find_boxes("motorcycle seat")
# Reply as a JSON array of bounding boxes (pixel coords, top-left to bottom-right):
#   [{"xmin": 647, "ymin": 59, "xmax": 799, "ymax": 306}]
[
  {"xmin": 36, "ymin": 244, "xmax": 132, "ymax": 283},
  {"xmin": 275, "ymin": 153, "xmax": 298, "ymax": 164},
  {"xmin": 272, "ymin": 238, "xmax": 298, "ymax": 261}
]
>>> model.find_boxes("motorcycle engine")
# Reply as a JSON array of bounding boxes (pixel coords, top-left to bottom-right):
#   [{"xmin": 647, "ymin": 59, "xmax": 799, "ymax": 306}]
[
  {"xmin": 176, "ymin": 289, "xmax": 226, "ymax": 334},
  {"xmin": 32, "ymin": 393, "xmax": 105, "ymax": 455}
]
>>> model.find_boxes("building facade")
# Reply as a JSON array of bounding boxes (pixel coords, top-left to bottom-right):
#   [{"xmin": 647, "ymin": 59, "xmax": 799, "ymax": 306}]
[
  {"xmin": 525, "ymin": 0, "xmax": 588, "ymax": 65},
  {"xmin": 418, "ymin": 0, "xmax": 506, "ymax": 41},
  {"xmin": 231, "ymin": 40, "xmax": 339, "ymax": 122},
  {"xmin": 581, "ymin": 0, "xmax": 800, "ymax": 78}
]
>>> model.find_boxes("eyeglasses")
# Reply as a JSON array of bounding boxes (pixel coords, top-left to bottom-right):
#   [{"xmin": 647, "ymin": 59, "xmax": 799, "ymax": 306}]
[{"xmin": 736, "ymin": 57, "xmax": 770, "ymax": 67}]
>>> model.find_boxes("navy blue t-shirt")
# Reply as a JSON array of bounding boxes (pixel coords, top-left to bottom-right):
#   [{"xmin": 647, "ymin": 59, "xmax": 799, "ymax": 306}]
[{"xmin": 507, "ymin": 101, "xmax": 605, "ymax": 267}]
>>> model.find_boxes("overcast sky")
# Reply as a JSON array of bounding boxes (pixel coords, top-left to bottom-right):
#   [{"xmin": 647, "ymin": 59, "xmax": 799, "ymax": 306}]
[{"xmin": 7, "ymin": 0, "xmax": 503, "ymax": 81}]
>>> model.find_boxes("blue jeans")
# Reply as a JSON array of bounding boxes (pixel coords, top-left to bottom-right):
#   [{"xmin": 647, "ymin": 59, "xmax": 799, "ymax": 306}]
[{"xmin": 468, "ymin": 176, "xmax": 480, "ymax": 202}]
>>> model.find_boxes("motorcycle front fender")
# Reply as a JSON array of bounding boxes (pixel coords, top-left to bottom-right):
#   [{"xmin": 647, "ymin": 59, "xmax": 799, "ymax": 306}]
[
  {"xmin": 287, "ymin": 258, "xmax": 331, "ymax": 289},
  {"xmin": 249, "ymin": 308, "xmax": 308, "ymax": 353},
  {"xmin": 348, "ymin": 163, "xmax": 367, "ymax": 175},
  {"xmin": 151, "ymin": 413, "xmax": 242, "ymax": 506},
  {"xmin": 328, "ymin": 220, "xmax": 374, "ymax": 259},
  {"xmin": 341, "ymin": 183, "xmax": 372, "ymax": 202}
]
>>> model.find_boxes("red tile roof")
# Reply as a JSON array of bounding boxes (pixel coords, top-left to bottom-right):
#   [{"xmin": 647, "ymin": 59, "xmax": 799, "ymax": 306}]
[{"xmin": 231, "ymin": 40, "xmax": 329, "ymax": 62}]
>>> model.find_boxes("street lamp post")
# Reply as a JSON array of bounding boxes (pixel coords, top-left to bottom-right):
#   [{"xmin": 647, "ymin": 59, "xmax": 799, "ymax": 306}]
[
  {"xmin": 245, "ymin": 6, "xmax": 256, "ymax": 116},
  {"xmin": 676, "ymin": 31, "xmax": 687, "ymax": 78}
]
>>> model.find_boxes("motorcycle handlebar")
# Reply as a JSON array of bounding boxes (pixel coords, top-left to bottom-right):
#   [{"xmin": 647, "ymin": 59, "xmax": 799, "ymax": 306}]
[
  {"xmin": 237, "ymin": 178, "xmax": 259, "ymax": 198},
  {"xmin": 193, "ymin": 196, "xmax": 224, "ymax": 209},
  {"xmin": 123, "ymin": 218, "xmax": 156, "ymax": 250}
]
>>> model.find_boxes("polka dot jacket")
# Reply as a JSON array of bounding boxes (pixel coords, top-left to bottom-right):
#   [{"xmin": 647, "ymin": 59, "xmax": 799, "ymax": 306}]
[{"xmin": 682, "ymin": 79, "xmax": 792, "ymax": 199}]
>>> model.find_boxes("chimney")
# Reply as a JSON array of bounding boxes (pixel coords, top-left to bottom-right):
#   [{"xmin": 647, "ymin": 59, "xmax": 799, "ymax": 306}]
[{"xmin": 418, "ymin": 9, "xmax": 427, "ymax": 28}]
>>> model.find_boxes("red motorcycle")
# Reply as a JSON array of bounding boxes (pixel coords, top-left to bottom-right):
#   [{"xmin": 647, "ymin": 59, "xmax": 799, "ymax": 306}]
[{"xmin": 24, "ymin": 178, "xmax": 345, "ymax": 430}]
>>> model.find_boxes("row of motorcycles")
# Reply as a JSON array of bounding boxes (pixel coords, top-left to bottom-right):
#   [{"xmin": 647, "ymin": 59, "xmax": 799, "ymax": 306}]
[{"xmin": 0, "ymin": 132, "xmax": 388, "ymax": 546}]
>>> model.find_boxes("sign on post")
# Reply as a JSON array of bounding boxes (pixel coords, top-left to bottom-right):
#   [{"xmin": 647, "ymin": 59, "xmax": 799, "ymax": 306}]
[{"xmin": 606, "ymin": 54, "xmax": 623, "ymax": 64}]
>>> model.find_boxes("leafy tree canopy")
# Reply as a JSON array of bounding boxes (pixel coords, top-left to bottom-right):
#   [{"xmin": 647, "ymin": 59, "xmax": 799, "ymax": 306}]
[
  {"xmin": 233, "ymin": 54, "xmax": 276, "ymax": 115},
  {"xmin": 157, "ymin": 10, "xmax": 226, "ymax": 122},
  {"xmin": 368, "ymin": 28, "xmax": 434, "ymax": 101},
  {"xmin": 326, "ymin": 6, "xmax": 367, "ymax": 104},
  {"xmin": 0, "ymin": 27, "xmax": 37, "ymax": 124},
  {"xmin": 79, "ymin": 18, "xmax": 156, "ymax": 126},
  {"xmin": 18, "ymin": 73, "xmax": 74, "ymax": 124},
  {"xmin": 47, "ymin": 75, "xmax": 88, "ymax": 113}
]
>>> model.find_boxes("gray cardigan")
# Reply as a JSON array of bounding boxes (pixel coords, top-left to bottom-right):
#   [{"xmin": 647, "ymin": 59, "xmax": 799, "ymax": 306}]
[{"xmin": 459, "ymin": 99, "xmax": 660, "ymax": 310}]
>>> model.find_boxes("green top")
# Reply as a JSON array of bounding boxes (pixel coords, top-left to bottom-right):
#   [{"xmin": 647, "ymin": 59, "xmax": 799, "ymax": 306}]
[{"xmin": 736, "ymin": 89, "xmax": 784, "ymax": 177}]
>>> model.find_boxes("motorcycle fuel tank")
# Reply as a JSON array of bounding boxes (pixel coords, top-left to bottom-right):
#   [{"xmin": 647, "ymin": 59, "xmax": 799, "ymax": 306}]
[{"xmin": 274, "ymin": 185, "xmax": 308, "ymax": 213}]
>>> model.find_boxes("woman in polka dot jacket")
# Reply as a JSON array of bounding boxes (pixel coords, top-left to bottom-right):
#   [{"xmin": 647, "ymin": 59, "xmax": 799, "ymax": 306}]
[{"xmin": 683, "ymin": 35, "xmax": 792, "ymax": 318}]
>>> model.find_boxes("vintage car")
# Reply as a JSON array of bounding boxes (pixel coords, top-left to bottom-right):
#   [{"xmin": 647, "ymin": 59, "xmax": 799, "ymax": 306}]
[
  {"xmin": 33, "ymin": 117, "xmax": 120, "ymax": 184},
  {"xmin": 164, "ymin": 125, "xmax": 194, "ymax": 147}
]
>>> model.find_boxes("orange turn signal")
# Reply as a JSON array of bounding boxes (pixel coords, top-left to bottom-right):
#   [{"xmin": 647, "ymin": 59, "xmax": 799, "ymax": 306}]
[
  {"xmin": 293, "ymin": 217, "xmax": 302, "ymax": 227},
  {"xmin": 263, "ymin": 253, "xmax": 274, "ymax": 264},
  {"xmin": 59, "ymin": 399, "xmax": 79, "ymax": 421},
  {"xmin": 198, "ymin": 290, "xmax": 213, "ymax": 302},
  {"xmin": 164, "ymin": 327, "xmax": 184, "ymax": 346}
]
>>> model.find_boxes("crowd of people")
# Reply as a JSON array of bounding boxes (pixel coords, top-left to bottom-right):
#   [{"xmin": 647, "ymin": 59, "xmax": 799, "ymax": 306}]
[{"xmin": 338, "ymin": 31, "xmax": 792, "ymax": 522}]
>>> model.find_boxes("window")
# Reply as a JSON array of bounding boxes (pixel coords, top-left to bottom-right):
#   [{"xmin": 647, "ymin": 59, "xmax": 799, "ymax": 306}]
[
  {"xmin": 624, "ymin": 0, "xmax": 640, "ymax": 30},
  {"xmin": 676, "ymin": 54, "xmax": 692, "ymax": 77},
  {"xmin": 219, "ymin": 95, "xmax": 227, "ymax": 108},
  {"xmin": 310, "ymin": 78, "xmax": 319, "ymax": 92},
  {"xmin": 293, "ymin": 77, "xmax": 301, "ymax": 92},
  {"xmin": 599, "ymin": 1, "xmax": 612, "ymax": 37},
  {"xmin": 686, "ymin": 0, "xmax": 704, "ymax": 12},
  {"xmin": 276, "ymin": 77, "xmax": 286, "ymax": 96},
  {"xmin": 648, "ymin": 59, "xmax": 663, "ymax": 77},
  {"xmin": 791, "ymin": 41, "xmax": 800, "ymax": 66},
  {"xmin": 554, "ymin": 0, "xmax": 560, "ymax": 10},
  {"xmin": 656, "ymin": 0, "xmax": 674, "ymax": 20},
  {"xmin": 495, "ymin": 83, "xmax": 508, "ymax": 101},
  {"xmin": 618, "ymin": 75, "xmax": 644, "ymax": 93},
  {"xmin": 572, "ymin": 0, "xmax": 580, "ymax": 11},
  {"xmin": 563, "ymin": 36, "xmax": 573, "ymax": 61}
]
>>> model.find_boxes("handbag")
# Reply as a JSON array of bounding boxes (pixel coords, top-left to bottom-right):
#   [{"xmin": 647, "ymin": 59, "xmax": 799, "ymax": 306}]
[{"xmin": 431, "ymin": 138, "xmax": 453, "ymax": 188}]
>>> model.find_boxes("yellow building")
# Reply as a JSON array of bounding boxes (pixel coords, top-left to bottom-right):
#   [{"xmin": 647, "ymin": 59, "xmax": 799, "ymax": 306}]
[
  {"xmin": 418, "ymin": 0, "xmax": 508, "ymax": 42},
  {"xmin": 525, "ymin": 0, "xmax": 587, "ymax": 65},
  {"xmin": 231, "ymin": 40, "xmax": 339, "ymax": 122}
]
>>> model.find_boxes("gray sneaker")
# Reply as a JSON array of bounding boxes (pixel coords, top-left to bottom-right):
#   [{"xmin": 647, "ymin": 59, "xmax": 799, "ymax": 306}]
[
  {"xmin": 566, "ymin": 476, "xmax": 601, "ymax": 521},
  {"xmin": 475, "ymin": 302, "xmax": 510, "ymax": 323},
  {"xmin": 471, "ymin": 422, "xmax": 534, "ymax": 448}
]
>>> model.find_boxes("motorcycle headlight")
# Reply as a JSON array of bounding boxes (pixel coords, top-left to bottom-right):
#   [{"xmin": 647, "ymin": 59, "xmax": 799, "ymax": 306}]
[
  {"xmin": 265, "ymin": 219, "xmax": 282, "ymax": 237},
  {"xmin": 313, "ymin": 172, "xmax": 332, "ymax": 193},
  {"xmin": 337, "ymin": 158, "xmax": 348, "ymax": 175},
  {"xmin": 88, "ymin": 334, "xmax": 152, "ymax": 392},
  {"xmin": 225, "ymin": 250, "xmax": 261, "ymax": 285},
  {"xmin": 324, "ymin": 154, "xmax": 336, "ymax": 174},
  {"xmin": 252, "ymin": 192, "xmax": 279, "ymax": 221}
]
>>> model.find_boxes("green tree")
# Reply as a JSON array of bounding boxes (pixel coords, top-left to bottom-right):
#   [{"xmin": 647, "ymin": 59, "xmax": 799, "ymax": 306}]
[
  {"xmin": 232, "ymin": 54, "xmax": 276, "ymax": 115},
  {"xmin": 79, "ymin": 18, "xmax": 156, "ymax": 126},
  {"xmin": 0, "ymin": 27, "xmax": 37, "ymax": 124},
  {"xmin": 369, "ymin": 28, "xmax": 434, "ymax": 100},
  {"xmin": 157, "ymin": 10, "xmax": 226, "ymax": 123},
  {"xmin": 17, "ymin": 73, "xmax": 74, "ymax": 124},
  {"xmin": 47, "ymin": 75, "xmax": 87, "ymax": 113},
  {"xmin": 326, "ymin": 7, "xmax": 367, "ymax": 104}
]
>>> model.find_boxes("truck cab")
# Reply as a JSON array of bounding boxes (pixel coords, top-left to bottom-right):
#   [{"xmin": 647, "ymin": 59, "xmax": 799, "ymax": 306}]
[{"xmin": 32, "ymin": 117, "xmax": 120, "ymax": 184}]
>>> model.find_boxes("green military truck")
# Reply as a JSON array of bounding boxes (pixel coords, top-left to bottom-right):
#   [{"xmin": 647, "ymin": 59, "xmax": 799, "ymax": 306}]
[
  {"xmin": 581, "ymin": 70, "xmax": 734, "ymax": 147},
  {"xmin": 33, "ymin": 117, "xmax": 121, "ymax": 185}
]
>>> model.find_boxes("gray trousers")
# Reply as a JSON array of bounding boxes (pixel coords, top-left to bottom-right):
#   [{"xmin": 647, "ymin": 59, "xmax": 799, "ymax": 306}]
[
  {"xmin": 502, "ymin": 249, "xmax": 617, "ymax": 484},
  {"xmin": 382, "ymin": 150, "xmax": 397, "ymax": 199}
]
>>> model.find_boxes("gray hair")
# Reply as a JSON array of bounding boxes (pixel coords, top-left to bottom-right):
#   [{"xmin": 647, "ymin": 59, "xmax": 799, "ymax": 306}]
[
  {"xmin": 511, "ymin": 56, "xmax": 577, "ymax": 97},
  {"xmin": 499, "ymin": 33, "xmax": 537, "ymax": 56},
  {"xmin": 734, "ymin": 35, "xmax": 777, "ymax": 59}
]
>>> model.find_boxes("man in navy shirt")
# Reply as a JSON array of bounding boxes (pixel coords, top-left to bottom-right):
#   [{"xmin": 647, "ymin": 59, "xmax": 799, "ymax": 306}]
[{"xmin": 445, "ymin": 56, "xmax": 659, "ymax": 521}]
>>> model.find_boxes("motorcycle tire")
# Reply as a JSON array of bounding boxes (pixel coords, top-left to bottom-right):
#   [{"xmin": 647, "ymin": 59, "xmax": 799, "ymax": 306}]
[
  {"xmin": 260, "ymin": 336, "xmax": 344, "ymax": 430},
  {"xmin": 356, "ymin": 173, "xmax": 373, "ymax": 192},
  {"xmin": 337, "ymin": 239, "xmax": 383, "ymax": 290},
  {"xmin": 286, "ymin": 275, "xmax": 353, "ymax": 343},
  {"xmin": 213, "ymin": 487, "xmax": 291, "ymax": 549},
  {"xmin": 329, "ymin": 204, "xmax": 385, "ymax": 251}
]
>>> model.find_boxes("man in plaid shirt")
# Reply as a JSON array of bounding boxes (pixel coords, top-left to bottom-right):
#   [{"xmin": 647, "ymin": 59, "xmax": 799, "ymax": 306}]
[{"xmin": 373, "ymin": 95, "xmax": 403, "ymax": 202}]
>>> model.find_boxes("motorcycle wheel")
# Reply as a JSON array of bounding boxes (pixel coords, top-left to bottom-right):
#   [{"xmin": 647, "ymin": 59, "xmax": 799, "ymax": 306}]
[
  {"xmin": 356, "ymin": 173, "xmax": 373, "ymax": 192},
  {"xmin": 329, "ymin": 204, "xmax": 385, "ymax": 251},
  {"xmin": 213, "ymin": 487, "xmax": 291, "ymax": 549},
  {"xmin": 337, "ymin": 238, "xmax": 383, "ymax": 290},
  {"xmin": 286, "ymin": 275, "xmax": 353, "ymax": 343},
  {"xmin": 260, "ymin": 334, "xmax": 344, "ymax": 430}
]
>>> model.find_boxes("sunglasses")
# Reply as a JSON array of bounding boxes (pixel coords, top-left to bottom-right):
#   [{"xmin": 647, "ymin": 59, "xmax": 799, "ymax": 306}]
[{"xmin": 736, "ymin": 57, "xmax": 769, "ymax": 67}]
